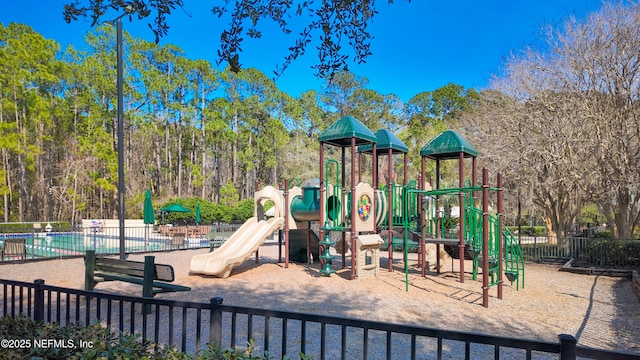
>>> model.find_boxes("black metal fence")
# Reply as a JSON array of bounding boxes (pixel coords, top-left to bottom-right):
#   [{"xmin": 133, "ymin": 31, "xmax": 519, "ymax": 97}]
[
  {"xmin": 6, "ymin": 226, "xmax": 638, "ymax": 270},
  {"xmin": 0, "ymin": 224, "xmax": 243, "ymax": 262},
  {"xmin": 519, "ymin": 236, "xmax": 640, "ymax": 268},
  {"xmin": 1, "ymin": 278, "xmax": 638, "ymax": 360}
]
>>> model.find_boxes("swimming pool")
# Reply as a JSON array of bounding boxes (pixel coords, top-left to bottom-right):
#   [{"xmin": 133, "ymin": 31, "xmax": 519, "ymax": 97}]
[{"xmin": 1, "ymin": 232, "xmax": 169, "ymax": 259}]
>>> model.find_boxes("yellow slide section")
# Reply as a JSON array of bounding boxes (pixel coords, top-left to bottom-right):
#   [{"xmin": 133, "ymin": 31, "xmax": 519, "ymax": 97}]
[{"xmin": 189, "ymin": 216, "xmax": 284, "ymax": 278}]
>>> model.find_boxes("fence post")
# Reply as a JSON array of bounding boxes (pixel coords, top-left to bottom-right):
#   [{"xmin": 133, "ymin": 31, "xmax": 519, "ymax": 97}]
[
  {"xmin": 85, "ymin": 250, "xmax": 95, "ymax": 291},
  {"xmin": 558, "ymin": 334, "xmax": 577, "ymax": 360},
  {"xmin": 209, "ymin": 297, "xmax": 224, "ymax": 347},
  {"xmin": 34, "ymin": 279, "xmax": 45, "ymax": 322},
  {"xmin": 142, "ymin": 256, "xmax": 155, "ymax": 315},
  {"xmin": 599, "ymin": 241, "xmax": 604, "ymax": 267}
]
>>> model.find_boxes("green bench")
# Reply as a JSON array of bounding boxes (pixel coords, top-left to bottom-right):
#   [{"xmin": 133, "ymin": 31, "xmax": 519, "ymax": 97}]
[
  {"xmin": 209, "ymin": 238, "xmax": 226, "ymax": 252},
  {"xmin": 206, "ymin": 229, "xmax": 230, "ymax": 252},
  {"xmin": 84, "ymin": 250, "xmax": 190, "ymax": 313}
]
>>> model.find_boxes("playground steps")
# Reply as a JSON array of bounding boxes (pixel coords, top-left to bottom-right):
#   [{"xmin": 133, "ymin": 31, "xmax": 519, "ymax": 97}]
[
  {"xmin": 379, "ymin": 227, "xmax": 419, "ymax": 251},
  {"xmin": 288, "ymin": 229, "xmax": 320, "ymax": 263},
  {"xmin": 538, "ymin": 256, "xmax": 571, "ymax": 266},
  {"xmin": 401, "ymin": 228, "xmax": 422, "ymax": 245},
  {"xmin": 504, "ymin": 270, "xmax": 519, "ymax": 283},
  {"xmin": 443, "ymin": 243, "xmax": 477, "ymax": 260}
]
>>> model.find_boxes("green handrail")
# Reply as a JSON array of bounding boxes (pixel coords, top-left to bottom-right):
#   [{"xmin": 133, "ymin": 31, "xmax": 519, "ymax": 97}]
[
  {"xmin": 467, "ymin": 206, "xmax": 525, "ymax": 290},
  {"xmin": 502, "ymin": 226, "xmax": 525, "ymax": 290},
  {"xmin": 324, "ymin": 159, "xmax": 343, "ymax": 230},
  {"xmin": 405, "ymin": 187, "xmax": 525, "ymax": 291},
  {"xmin": 317, "ymin": 161, "xmax": 526, "ymax": 289}
]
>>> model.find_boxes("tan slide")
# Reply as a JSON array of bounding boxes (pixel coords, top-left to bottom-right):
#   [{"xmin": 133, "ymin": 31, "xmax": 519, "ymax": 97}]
[{"xmin": 189, "ymin": 217, "xmax": 284, "ymax": 277}]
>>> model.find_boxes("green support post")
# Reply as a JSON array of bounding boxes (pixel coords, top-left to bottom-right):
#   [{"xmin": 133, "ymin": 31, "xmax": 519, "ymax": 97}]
[
  {"xmin": 319, "ymin": 222, "xmax": 335, "ymax": 276},
  {"xmin": 142, "ymin": 255, "xmax": 155, "ymax": 314},
  {"xmin": 84, "ymin": 250, "xmax": 96, "ymax": 291}
]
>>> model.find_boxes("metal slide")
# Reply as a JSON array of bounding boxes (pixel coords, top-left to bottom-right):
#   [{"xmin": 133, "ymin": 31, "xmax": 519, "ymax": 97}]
[{"xmin": 189, "ymin": 217, "xmax": 284, "ymax": 278}]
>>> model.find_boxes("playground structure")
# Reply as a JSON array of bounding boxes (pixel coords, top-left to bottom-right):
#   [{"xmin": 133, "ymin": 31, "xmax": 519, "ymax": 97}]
[
  {"xmin": 368, "ymin": 129, "xmax": 525, "ymax": 306},
  {"xmin": 421, "ymin": 132, "xmax": 524, "ymax": 293},
  {"xmin": 189, "ymin": 116, "xmax": 525, "ymax": 307}
]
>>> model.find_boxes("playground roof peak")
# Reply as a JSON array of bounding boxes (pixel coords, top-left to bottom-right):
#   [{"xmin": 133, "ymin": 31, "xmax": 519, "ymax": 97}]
[
  {"xmin": 319, "ymin": 116, "xmax": 377, "ymax": 147},
  {"xmin": 358, "ymin": 129, "xmax": 408, "ymax": 155},
  {"xmin": 420, "ymin": 130, "xmax": 478, "ymax": 159}
]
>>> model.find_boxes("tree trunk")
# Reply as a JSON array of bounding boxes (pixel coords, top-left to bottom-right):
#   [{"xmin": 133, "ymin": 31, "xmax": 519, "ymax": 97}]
[
  {"xmin": 200, "ymin": 85, "xmax": 206, "ymax": 199},
  {"xmin": 187, "ymin": 129, "xmax": 195, "ymax": 197},
  {"xmin": 15, "ymin": 89, "xmax": 27, "ymax": 221},
  {"xmin": 0, "ymin": 92, "xmax": 9, "ymax": 222},
  {"xmin": 176, "ymin": 113, "xmax": 184, "ymax": 198},
  {"xmin": 165, "ymin": 113, "xmax": 172, "ymax": 195},
  {"xmin": 233, "ymin": 108, "xmax": 238, "ymax": 185}
]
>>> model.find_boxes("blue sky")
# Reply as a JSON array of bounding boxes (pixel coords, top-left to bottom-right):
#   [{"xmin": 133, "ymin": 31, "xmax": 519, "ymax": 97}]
[{"xmin": 1, "ymin": 0, "xmax": 603, "ymax": 102}]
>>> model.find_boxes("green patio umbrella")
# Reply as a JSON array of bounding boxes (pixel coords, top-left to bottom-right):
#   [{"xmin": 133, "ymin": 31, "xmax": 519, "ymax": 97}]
[
  {"xmin": 195, "ymin": 203, "xmax": 201, "ymax": 224},
  {"xmin": 143, "ymin": 190, "xmax": 155, "ymax": 224},
  {"xmin": 159, "ymin": 203, "xmax": 192, "ymax": 227},
  {"xmin": 143, "ymin": 189, "xmax": 154, "ymax": 250},
  {"xmin": 160, "ymin": 203, "xmax": 192, "ymax": 213}
]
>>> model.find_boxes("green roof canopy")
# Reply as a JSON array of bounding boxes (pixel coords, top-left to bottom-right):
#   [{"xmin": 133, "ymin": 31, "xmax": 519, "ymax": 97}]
[
  {"xmin": 420, "ymin": 130, "xmax": 478, "ymax": 160},
  {"xmin": 359, "ymin": 129, "xmax": 408, "ymax": 155},
  {"xmin": 319, "ymin": 116, "xmax": 377, "ymax": 147}
]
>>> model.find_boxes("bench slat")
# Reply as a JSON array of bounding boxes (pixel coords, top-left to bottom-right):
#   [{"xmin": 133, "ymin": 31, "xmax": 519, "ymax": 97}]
[
  {"xmin": 96, "ymin": 263, "xmax": 145, "ymax": 278},
  {"xmin": 154, "ymin": 265, "xmax": 175, "ymax": 282},
  {"xmin": 95, "ymin": 273, "xmax": 190, "ymax": 293},
  {"xmin": 97, "ymin": 257, "xmax": 146, "ymax": 270},
  {"xmin": 95, "ymin": 272, "xmax": 146, "ymax": 285},
  {"xmin": 94, "ymin": 257, "xmax": 175, "ymax": 282}
]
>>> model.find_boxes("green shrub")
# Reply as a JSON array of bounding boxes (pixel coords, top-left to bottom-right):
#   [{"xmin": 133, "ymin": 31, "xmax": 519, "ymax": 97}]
[
  {"xmin": 0, "ymin": 222, "xmax": 70, "ymax": 234},
  {"xmin": 198, "ymin": 339, "xmax": 310, "ymax": 359},
  {"xmin": 578, "ymin": 239, "xmax": 640, "ymax": 268},
  {"xmin": 441, "ymin": 214, "xmax": 459, "ymax": 232},
  {"xmin": 591, "ymin": 230, "xmax": 611, "ymax": 239},
  {"xmin": 232, "ymin": 199, "xmax": 254, "ymax": 223},
  {"xmin": 159, "ymin": 198, "xmax": 256, "ymax": 225},
  {"xmin": 0, "ymin": 315, "xmax": 309, "ymax": 359},
  {"xmin": 506, "ymin": 226, "xmax": 545, "ymax": 236},
  {"xmin": 0, "ymin": 315, "xmax": 155, "ymax": 359}
]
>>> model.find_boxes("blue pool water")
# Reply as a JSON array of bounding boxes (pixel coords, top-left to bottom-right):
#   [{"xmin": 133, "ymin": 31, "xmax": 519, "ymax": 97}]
[{"xmin": 0, "ymin": 232, "xmax": 166, "ymax": 258}]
